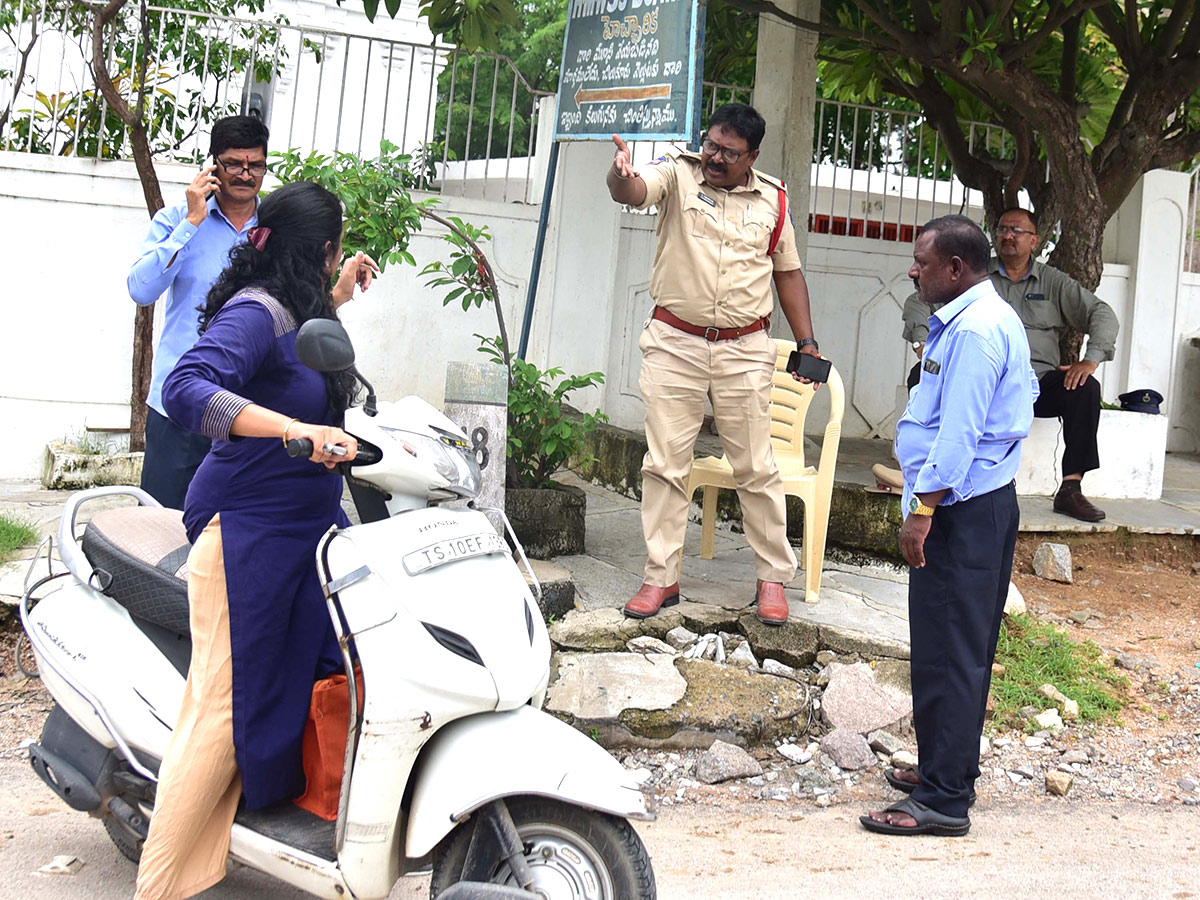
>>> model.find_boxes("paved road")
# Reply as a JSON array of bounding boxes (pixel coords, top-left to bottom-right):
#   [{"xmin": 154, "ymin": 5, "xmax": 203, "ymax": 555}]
[{"xmin": 2, "ymin": 758, "xmax": 1196, "ymax": 900}]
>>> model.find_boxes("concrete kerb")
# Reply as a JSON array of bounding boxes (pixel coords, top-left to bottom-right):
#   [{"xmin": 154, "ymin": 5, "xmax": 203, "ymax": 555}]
[{"xmin": 573, "ymin": 421, "xmax": 906, "ymax": 559}]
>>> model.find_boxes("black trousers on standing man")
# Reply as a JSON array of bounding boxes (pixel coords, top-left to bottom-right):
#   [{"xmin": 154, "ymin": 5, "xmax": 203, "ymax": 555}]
[{"xmin": 908, "ymin": 482, "xmax": 1019, "ymax": 819}]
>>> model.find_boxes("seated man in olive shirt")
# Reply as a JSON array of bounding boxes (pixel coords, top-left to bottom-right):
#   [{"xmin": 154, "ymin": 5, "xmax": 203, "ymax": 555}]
[{"xmin": 900, "ymin": 207, "xmax": 1118, "ymax": 522}]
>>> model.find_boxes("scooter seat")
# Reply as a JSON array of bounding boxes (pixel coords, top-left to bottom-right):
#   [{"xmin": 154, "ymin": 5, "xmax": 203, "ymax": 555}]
[{"xmin": 80, "ymin": 507, "xmax": 192, "ymax": 637}]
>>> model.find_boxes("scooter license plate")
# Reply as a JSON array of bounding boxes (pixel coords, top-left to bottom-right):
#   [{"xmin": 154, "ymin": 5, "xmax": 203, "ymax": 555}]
[{"xmin": 402, "ymin": 532, "xmax": 507, "ymax": 575}]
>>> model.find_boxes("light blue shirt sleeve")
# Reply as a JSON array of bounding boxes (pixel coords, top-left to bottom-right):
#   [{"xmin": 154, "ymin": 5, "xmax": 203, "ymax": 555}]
[
  {"xmin": 913, "ymin": 329, "xmax": 1003, "ymax": 503},
  {"xmin": 127, "ymin": 205, "xmax": 200, "ymax": 306}
]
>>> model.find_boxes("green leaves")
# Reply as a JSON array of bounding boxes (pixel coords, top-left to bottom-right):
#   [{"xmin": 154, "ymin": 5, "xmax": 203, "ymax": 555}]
[
  {"xmin": 420, "ymin": 217, "xmax": 494, "ymax": 310},
  {"xmin": 476, "ymin": 336, "xmax": 608, "ymax": 488},
  {"xmin": 270, "ymin": 140, "xmax": 438, "ymax": 273}
]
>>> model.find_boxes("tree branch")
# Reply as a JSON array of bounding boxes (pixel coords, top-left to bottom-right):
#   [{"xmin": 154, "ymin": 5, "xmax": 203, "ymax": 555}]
[
  {"xmin": 1153, "ymin": 0, "xmax": 1194, "ymax": 59},
  {"xmin": 1093, "ymin": 2, "xmax": 1133, "ymax": 67},
  {"xmin": 937, "ymin": 0, "xmax": 962, "ymax": 56},
  {"xmin": 1060, "ymin": 13, "xmax": 1080, "ymax": 106},
  {"xmin": 1150, "ymin": 128, "xmax": 1200, "ymax": 170},
  {"xmin": 0, "ymin": 8, "xmax": 40, "ymax": 135},
  {"xmin": 1123, "ymin": 0, "xmax": 1143, "ymax": 62},
  {"xmin": 1001, "ymin": 0, "xmax": 1109, "ymax": 64},
  {"xmin": 91, "ymin": 0, "xmax": 135, "ymax": 125},
  {"xmin": 133, "ymin": 0, "xmax": 151, "ymax": 122},
  {"xmin": 1179, "ymin": 3, "xmax": 1200, "ymax": 57}
]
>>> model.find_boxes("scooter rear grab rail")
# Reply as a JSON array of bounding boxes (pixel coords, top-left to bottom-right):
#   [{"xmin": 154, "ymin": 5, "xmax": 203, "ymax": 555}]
[{"xmin": 56, "ymin": 486, "xmax": 161, "ymax": 587}]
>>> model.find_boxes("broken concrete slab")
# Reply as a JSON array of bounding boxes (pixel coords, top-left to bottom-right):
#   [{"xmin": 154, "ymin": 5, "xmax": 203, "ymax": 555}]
[
  {"xmin": 548, "ymin": 655, "xmax": 812, "ymax": 750},
  {"xmin": 737, "ymin": 612, "xmax": 820, "ymax": 668},
  {"xmin": 527, "ymin": 559, "xmax": 575, "ymax": 622},
  {"xmin": 548, "ymin": 607, "xmax": 683, "ymax": 651},
  {"xmin": 546, "ymin": 652, "xmax": 687, "ymax": 720},
  {"xmin": 820, "ymin": 662, "xmax": 912, "ymax": 735}
]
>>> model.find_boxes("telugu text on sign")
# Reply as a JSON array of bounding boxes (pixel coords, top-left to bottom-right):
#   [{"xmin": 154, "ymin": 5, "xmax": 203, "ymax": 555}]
[{"xmin": 555, "ymin": 0, "xmax": 701, "ymax": 141}]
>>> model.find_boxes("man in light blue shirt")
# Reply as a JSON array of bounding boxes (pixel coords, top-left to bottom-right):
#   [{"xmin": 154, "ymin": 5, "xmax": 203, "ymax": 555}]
[
  {"xmin": 862, "ymin": 215, "xmax": 1037, "ymax": 838},
  {"xmin": 128, "ymin": 115, "xmax": 269, "ymax": 508}
]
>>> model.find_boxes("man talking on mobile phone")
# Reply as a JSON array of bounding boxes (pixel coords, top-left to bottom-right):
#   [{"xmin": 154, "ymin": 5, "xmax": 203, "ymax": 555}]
[
  {"xmin": 127, "ymin": 115, "xmax": 270, "ymax": 508},
  {"xmin": 606, "ymin": 104, "xmax": 820, "ymax": 627}
]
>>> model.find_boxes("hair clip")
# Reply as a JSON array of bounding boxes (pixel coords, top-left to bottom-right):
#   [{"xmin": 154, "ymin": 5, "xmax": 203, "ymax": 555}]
[{"xmin": 247, "ymin": 226, "xmax": 271, "ymax": 251}]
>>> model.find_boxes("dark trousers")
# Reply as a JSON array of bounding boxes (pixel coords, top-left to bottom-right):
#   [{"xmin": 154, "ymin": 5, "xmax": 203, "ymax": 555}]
[
  {"xmin": 909, "ymin": 482, "xmax": 1019, "ymax": 819},
  {"xmin": 140, "ymin": 407, "xmax": 210, "ymax": 510},
  {"xmin": 1034, "ymin": 370, "xmax": 1101, "ymax": 478}
]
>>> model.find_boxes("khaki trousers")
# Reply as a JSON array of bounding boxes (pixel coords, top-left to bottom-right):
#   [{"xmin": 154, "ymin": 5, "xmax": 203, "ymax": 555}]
[
  {"xmin": 135, "ymin": 515, "xmax": 242, "ymax": 900},
  {"xmin": 638, "ymin": 319, "xmax": 797, "ymax": 586}
]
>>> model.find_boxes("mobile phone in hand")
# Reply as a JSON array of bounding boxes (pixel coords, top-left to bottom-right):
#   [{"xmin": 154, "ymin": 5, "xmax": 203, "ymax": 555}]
[{"xmin": 786, "ymin": 350, "xmax": 832, "ymax": 383}]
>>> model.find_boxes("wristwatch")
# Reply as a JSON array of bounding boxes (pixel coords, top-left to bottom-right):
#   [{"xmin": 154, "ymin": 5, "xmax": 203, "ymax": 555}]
[
  {"xmin": 908, "ymin": 496, "xmax": 936, "ymax": 517},
  {"xmin": 798, "ymin": 338, "xmax": 819, "ymax": 352},
  {"xmin": 911, "ymin": 341, "xmax": 924, "ymax": 351}
]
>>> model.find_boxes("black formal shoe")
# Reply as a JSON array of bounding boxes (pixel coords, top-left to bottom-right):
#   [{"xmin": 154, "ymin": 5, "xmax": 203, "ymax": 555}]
[{"xmin": 1053, "ymin": 481, "xmax": 1106, "ymax": 522}]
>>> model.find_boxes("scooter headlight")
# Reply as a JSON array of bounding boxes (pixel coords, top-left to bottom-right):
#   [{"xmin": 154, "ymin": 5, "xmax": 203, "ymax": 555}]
[{"xmin": 381, "ymin": 426, "xmax": 481, "ymax": 498}]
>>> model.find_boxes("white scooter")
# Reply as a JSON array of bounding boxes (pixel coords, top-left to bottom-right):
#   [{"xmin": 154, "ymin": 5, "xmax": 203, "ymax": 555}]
[{"xmin": 19, "ymin": 319, "xmax": 656, "ymax": 899}]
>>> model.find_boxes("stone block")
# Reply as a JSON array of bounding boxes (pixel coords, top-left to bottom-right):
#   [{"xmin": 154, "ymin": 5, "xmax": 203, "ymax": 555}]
[
  {"xmin": 819, "ymin": 728, "xmax": 878, "ymax": 771},
  {"xmin": 1033, "ymin": 542, "xmax": 1073, "ymax": 583},
  {"xmin": 1004, "ymin": 580, "xmax": 1026, "ymax": 616},
  {"xmin": 821, "ymin": 662, "xmax": 911, "ymax": 735},
  {"xmin": 694, "ymin": 740, "xmax": 763, "ymax": 784},
  {"xmin": 1017, "ymin": 411, "xmax": 1166, "ymax": 500},
  {"xmin": 1045, "ymin": 770, "xmax": 1074, "ymax": 796},
  {"xmin": 42, "ymin": 443, "xmax": 143, "ymax": 491},
  {"xmin": 506, "ymin": 483, "xmax": 586, "ymax": 559}
]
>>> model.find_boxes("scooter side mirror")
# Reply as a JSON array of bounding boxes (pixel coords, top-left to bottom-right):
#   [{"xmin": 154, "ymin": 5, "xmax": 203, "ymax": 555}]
[{"xmin": 296, "ymin": 319, "xmax": 356, "ymax": 372}]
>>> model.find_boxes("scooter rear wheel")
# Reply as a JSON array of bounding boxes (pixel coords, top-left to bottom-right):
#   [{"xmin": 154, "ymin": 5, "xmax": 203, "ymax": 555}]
[
  {"xmin": 429, "ymin": 797, "xmax": 655, "ymax": 899},
  {"xmin": 104, "ymin": 812, "xmax": 144, "ymax": 863}
]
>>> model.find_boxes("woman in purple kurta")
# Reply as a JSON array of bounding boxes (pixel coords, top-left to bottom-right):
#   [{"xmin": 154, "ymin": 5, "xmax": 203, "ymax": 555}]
[{"xmin": 137, "ymin": 182, "xmax": 378, "ymax": 900}]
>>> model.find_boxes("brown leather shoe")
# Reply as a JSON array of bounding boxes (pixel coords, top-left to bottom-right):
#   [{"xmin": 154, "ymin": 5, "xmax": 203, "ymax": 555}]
[
  {"xmin": 755, "ymin": 580, "xmax": 789, "ymax": 626},
  {"xmin": 1053, "ymin": 481, "xmax": 1105, "ymax": 522},
  {"xmin": 623, "ymin": 582, "xmax": 680, "ymax": 619}
]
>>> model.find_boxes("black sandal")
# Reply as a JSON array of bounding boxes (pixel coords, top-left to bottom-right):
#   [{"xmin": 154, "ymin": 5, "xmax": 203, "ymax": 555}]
[
  {"xmin": 859, "ymin": 797, "xmax": 971, "ymax": 837},
  {"xmin": 884, "ymin": 768, "xmax": 976, "ymax": 807}
]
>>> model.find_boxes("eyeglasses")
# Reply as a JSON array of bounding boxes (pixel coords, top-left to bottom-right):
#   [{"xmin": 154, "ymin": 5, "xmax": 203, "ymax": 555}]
[
  {"xmin": 994, "ymin": 225, "xmax": 1036, "ymax": 237},
  {"xmin": 701, "ymin": 137, "xmax": 746, "ymax": 165},
  {"xmin": 216, "ymin": 158, "xmax": 268, "ymax": 177}
]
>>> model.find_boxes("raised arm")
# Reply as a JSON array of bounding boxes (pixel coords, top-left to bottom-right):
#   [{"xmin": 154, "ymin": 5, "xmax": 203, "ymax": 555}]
[{"xmin": 605, "ymin": 134, "xmax": 648, "ymax": 207}]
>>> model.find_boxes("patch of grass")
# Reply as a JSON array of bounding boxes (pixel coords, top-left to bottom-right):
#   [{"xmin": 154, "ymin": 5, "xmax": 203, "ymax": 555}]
[
  {"xmin": 991, "ymin": 614, "xmax": 1128, "ymax": 725},
  {"xmin": 0, "ymin": 514, "xmax": 38, "ymax": 565},
  {"xmin": 68, "ymin": 430, "xmax": 114, "ymax": 455}
]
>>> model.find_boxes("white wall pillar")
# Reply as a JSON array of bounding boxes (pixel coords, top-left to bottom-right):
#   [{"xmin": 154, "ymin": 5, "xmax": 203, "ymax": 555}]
[
  {"xmin": 1106, "ymin": 169, "xmax": 1191, "ymax": 450},
  {"xmin": 752, "ymin": 0, "xmax": 819, "ymax": 265},
  {"xmin": 525, "ymin": 140, "xmax": 624, "ymax": 413}
]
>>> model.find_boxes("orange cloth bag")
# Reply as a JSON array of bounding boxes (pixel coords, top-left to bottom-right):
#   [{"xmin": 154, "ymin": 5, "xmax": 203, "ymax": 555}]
[{"xmin": 294, "ymin": 670, "xmax": 363, "ymax": 820}]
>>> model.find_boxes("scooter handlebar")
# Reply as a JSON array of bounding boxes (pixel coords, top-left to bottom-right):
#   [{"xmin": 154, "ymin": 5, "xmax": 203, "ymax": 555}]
[
  {"xmin": 286, "ymin": 438, "xmax": 381, "ymax": 467},
  {"xmin": 286, "ymin": 438, "xmax": 315, "ymax": 458}
]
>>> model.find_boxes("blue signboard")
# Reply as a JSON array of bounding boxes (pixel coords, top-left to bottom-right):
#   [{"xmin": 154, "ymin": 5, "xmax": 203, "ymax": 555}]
[{"xmin": 554, "ymin": 0, "xmax": 704, "ymax": 142}]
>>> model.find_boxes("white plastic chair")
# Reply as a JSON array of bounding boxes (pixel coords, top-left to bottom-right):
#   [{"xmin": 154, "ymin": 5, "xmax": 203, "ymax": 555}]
[{"xmin": 685, "ymin": 340, "xmax": 845, "ymax": 604}]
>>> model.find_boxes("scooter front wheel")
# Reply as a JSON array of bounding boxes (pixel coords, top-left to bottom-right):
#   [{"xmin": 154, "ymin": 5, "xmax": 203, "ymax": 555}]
[{"xmin": 429, "ymin": 797, "xmax": 655, "ymax": 900}]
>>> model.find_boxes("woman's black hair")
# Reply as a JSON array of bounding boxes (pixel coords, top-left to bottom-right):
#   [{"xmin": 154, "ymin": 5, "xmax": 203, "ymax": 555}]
[{"xmin": 201, "ymin": 181, "xmax": 358, "ymax": 417}]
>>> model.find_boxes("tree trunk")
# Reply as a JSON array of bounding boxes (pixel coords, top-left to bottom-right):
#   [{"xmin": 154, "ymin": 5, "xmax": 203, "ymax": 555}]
[
  {"xmin": 127, "ymin": 122, "xmax": 164, "ymax": 451},
  {"xmin": 1047, "ymin": 197, "xmax": 1107, "ymax": 366},
  {"xmin": 92, "ymin": 0, "xmax": 164, "ymax": 453}
]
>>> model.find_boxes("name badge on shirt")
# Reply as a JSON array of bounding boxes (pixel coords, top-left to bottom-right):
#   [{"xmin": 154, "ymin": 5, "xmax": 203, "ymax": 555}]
[
  {"xmin": 923, "ymin": 358, "xmax": 941, "ymax": 375},
  {"xmin": 697, "ymin": 192, "xmax": 717, "ymax": 207},
  {"xmin": 1026, "ymin": 293, "xmax": 1046, "ymax": 301}
]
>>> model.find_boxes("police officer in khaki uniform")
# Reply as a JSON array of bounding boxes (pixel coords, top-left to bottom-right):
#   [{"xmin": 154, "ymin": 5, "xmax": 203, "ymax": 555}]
[{"xmin": 606, "ymin": 103, "xmax": 820, "ymax": 626}]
